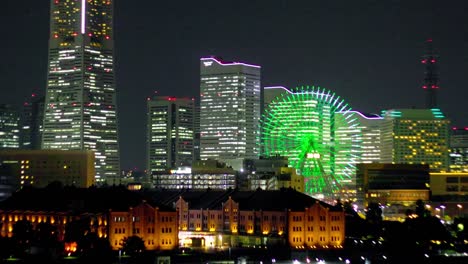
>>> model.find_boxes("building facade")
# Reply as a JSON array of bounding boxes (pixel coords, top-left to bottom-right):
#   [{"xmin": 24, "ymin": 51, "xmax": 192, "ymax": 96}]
[
  {"xmin": 108, "ymin": 202, "xmax": 178, "ymax": 251},
  {"xmin": 0, "ymin": 187, "xmax": 178, "ymax": 252},
  {"xmin": 147, "ymin": 96, "xmax": 195, "ymax": 174},
  {"xmin": 380, "ymin": 109, "xmax": 450, "ymax": 172},
  {"xmin": 162, "ymin": 189, "xmax": 345, "ymax": 249},
  {"xmin": 0, "ymin": 149, "xmax": 95, "ymax": 191},
  {"xmin": 449, "ymin": 127, "xmax": 468, "ymax": 172},
  {"xmin": 430, "ymin": 172, "xmax": 468, "ymax": 196},
  {"xmin": 42, "ymin": 0, "xmax": 119, "ymax": 184},
  {"xmin": 0, "ymin": 104, "xmax": 20, "ymax": 149},
  {"xmin": 20, "ymin": 94, "xmax": 45, "ymax": 150},
  {"xmin": 356, "ymin": 163, "xmax": 430, "ymax": 207},
  {"xmin": 348, "ymin": 111, "xmax": 384, "ymax": 164},
  {"xmin": 199, "ymin": 57, "xmax": 261, "ymax": 164},
  {"xmin": 153, "ymin": 160, "xmax": 236, "ymax": 190}
]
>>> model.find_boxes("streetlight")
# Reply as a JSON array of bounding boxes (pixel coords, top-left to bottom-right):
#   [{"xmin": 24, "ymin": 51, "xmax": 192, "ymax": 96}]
[
  {"xmin": 457, "ymin": 204, "xmax": 463, "ymax": 217},
  {"xmin": 425, "ymin": 204, "xmax": 431, "ymax": 215},
  {"xmin": 440, "ymin": 205, "xmax": 446, "ymax": 219},
  {"xmin": 435, "ymin": 208, "xmax": 440, "ymax": 218}
]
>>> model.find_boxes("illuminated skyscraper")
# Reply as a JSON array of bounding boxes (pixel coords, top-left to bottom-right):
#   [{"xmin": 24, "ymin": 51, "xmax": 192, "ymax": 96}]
[
  {"xmin": 199, "ymin": 57, "xmax": 261, "ymax": 164},
  {"xmin": 147, "ymin": 96, "xmax": 195, "ymax": 174},
  {"xmin": 20, "ymin": 94, "xmax": 45, "ymax": 150},
  {"xmin": 380, "ymin": 109, "xmax": 450, "ymax": 172},
  {"xmin": 0, "ymin": 104, "xmax": 20, "ymax": 149},
  {"xmin": 42, "ymin": 0, "xmax": 119, "ymax": 183}
]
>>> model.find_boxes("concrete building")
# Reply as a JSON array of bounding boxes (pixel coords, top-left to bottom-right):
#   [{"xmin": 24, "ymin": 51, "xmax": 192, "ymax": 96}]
[
  {"xmin": 430, "ymin": 172, "xmax": 468, "ymax": 196},
  {"xmin": 42, "ymin": 0, "xmax": 120, "ymax": 184},
  {"xmin": 146, "ymin": 96, "xmax": 195, "ymax": 174},
  {"xmin": 380, "ymin": 109, "xmax": 450, "ymax": 172},
  {"xmin": 0, "ymin": 149, "xmax": 95, "ymax": 194},
  {"xmin": 356, "ymin": 163, "xmax": 430, "ymax": 207},
  {"xmin": 199, "ymin": 57, "xmax": 261, "ymax": 165}
]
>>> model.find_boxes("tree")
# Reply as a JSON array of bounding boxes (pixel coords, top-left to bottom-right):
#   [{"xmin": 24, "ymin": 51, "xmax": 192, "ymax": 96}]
[
  {"xmin": 12, "ymin": 219, "xmax": 34, "ymax": 257},
  {"xmin": 415, "ymin": 199, "xmax": 430, "ymax": 218},
  {"xmin": 64, "ymin": 217, "xmax": 91, "ymax": 243},
  {"xmin": 35, "ymin": 222, "xmax": 58, "ymax": 245},
  {"xmin": 365, "ymin": 202, "xmax": 383, "ymax": 238},
  {"xmin": 121, "ymin": 236, "xmax": 146, "ymax": 257},
  {"xmin": 365, "ymin": 202, "xmax": 382, "ymax": 225},
  {"xmin": 12, "ymin": 219, "xmax": 33, "ymax": 244},
  {"xmin": 80, "ymin": 234, "xmax": 113, "ymax": 264}
]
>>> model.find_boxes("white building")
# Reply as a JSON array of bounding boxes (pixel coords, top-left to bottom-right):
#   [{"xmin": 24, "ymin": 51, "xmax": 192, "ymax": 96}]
[{"xmin": 199, "ymin": 57, "xmax": 261, "ymax": 165}]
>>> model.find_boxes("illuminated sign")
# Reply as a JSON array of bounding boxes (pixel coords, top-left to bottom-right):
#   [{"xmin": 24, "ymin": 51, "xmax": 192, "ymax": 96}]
[{"xmin": 170, "ymin": 167, "xmax": 192, "ymax": 174}]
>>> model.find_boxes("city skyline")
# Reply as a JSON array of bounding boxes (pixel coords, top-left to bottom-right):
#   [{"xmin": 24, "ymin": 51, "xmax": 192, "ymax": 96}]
[{"xmin": 2, "ymin": 0, "xmax": 468, "ymax": 170}]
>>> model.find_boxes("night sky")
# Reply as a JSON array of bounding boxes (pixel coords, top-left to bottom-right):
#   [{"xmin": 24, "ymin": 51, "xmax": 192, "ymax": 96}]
[{"xmin": 2, "ymin": 0, "xmax": 468, "ymax": 170}]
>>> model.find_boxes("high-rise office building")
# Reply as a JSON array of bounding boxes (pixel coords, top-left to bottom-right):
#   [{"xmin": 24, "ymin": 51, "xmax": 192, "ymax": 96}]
[
  {"xmin": 346, "ymin": 111, "xmax": 384, "ymax": 164},
  {"xmin": 380, "ymin": 109, "xmax": 450, "ymax": 172},
  {"xmin": 199, "ymin": 57, "xmax": 261, "ymax": 165},
  {"xmin": 20, "ymin": 94, "xmax": 45, "ymax": 150},
  {"xmin": 42, "ymin": 0, "xmax": 119, "ymax": 183},
  {"xmin": 449, "ymin": 127, "xmax": 468, "ymax": 172},
  {"xmin": 147, "ymin": 96, "xmax": 194, "ymax": 174},
  {"xmin": 0, "ymin": 104, "xmax": 20, "ymax": 149},
  {"xmin": 193, "ymin": 101, "xmax": 201, "ymax": 162}
]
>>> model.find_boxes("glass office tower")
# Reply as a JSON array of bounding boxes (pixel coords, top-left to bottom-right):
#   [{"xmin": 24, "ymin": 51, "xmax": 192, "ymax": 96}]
[
  {"xmin": 147, "ymin": 96, "xmax": 195, "ymax": 174},
  {"xmin": 42, "ymin": 0, "xmax": 119, "ymax": 184}
]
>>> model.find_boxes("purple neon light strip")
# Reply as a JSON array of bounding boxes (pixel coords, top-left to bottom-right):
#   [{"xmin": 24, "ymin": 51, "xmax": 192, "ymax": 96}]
[
  {"xmin": 201, "ymin": 57, "xmax": 261, "ymax": 68},
  {"xmin": 264, "ymin": 86, "xmax": 290, "ymax": 92},
  {"xmin": 338, "ymin": 110, "xmax": 383, "ymax": 120},
  {"xmin": 81, "ymin": 0, "xmax": 86, "ymax": 34}
]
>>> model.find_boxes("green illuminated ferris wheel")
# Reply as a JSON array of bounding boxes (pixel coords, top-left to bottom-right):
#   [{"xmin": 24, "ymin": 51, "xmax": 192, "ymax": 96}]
[{"xmin": 261, "ymin": 85, "xmax": 360, "ymax": 198}]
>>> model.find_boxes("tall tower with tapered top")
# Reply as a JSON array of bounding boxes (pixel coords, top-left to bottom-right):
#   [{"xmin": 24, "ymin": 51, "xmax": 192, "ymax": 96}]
[
  {"xmin": 421, "ymin": 39, "xmax": 439, "ymax": 109},
  {"xmin": 42, "ymin": 0, "xmax": 120, "ymax": 184}
]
